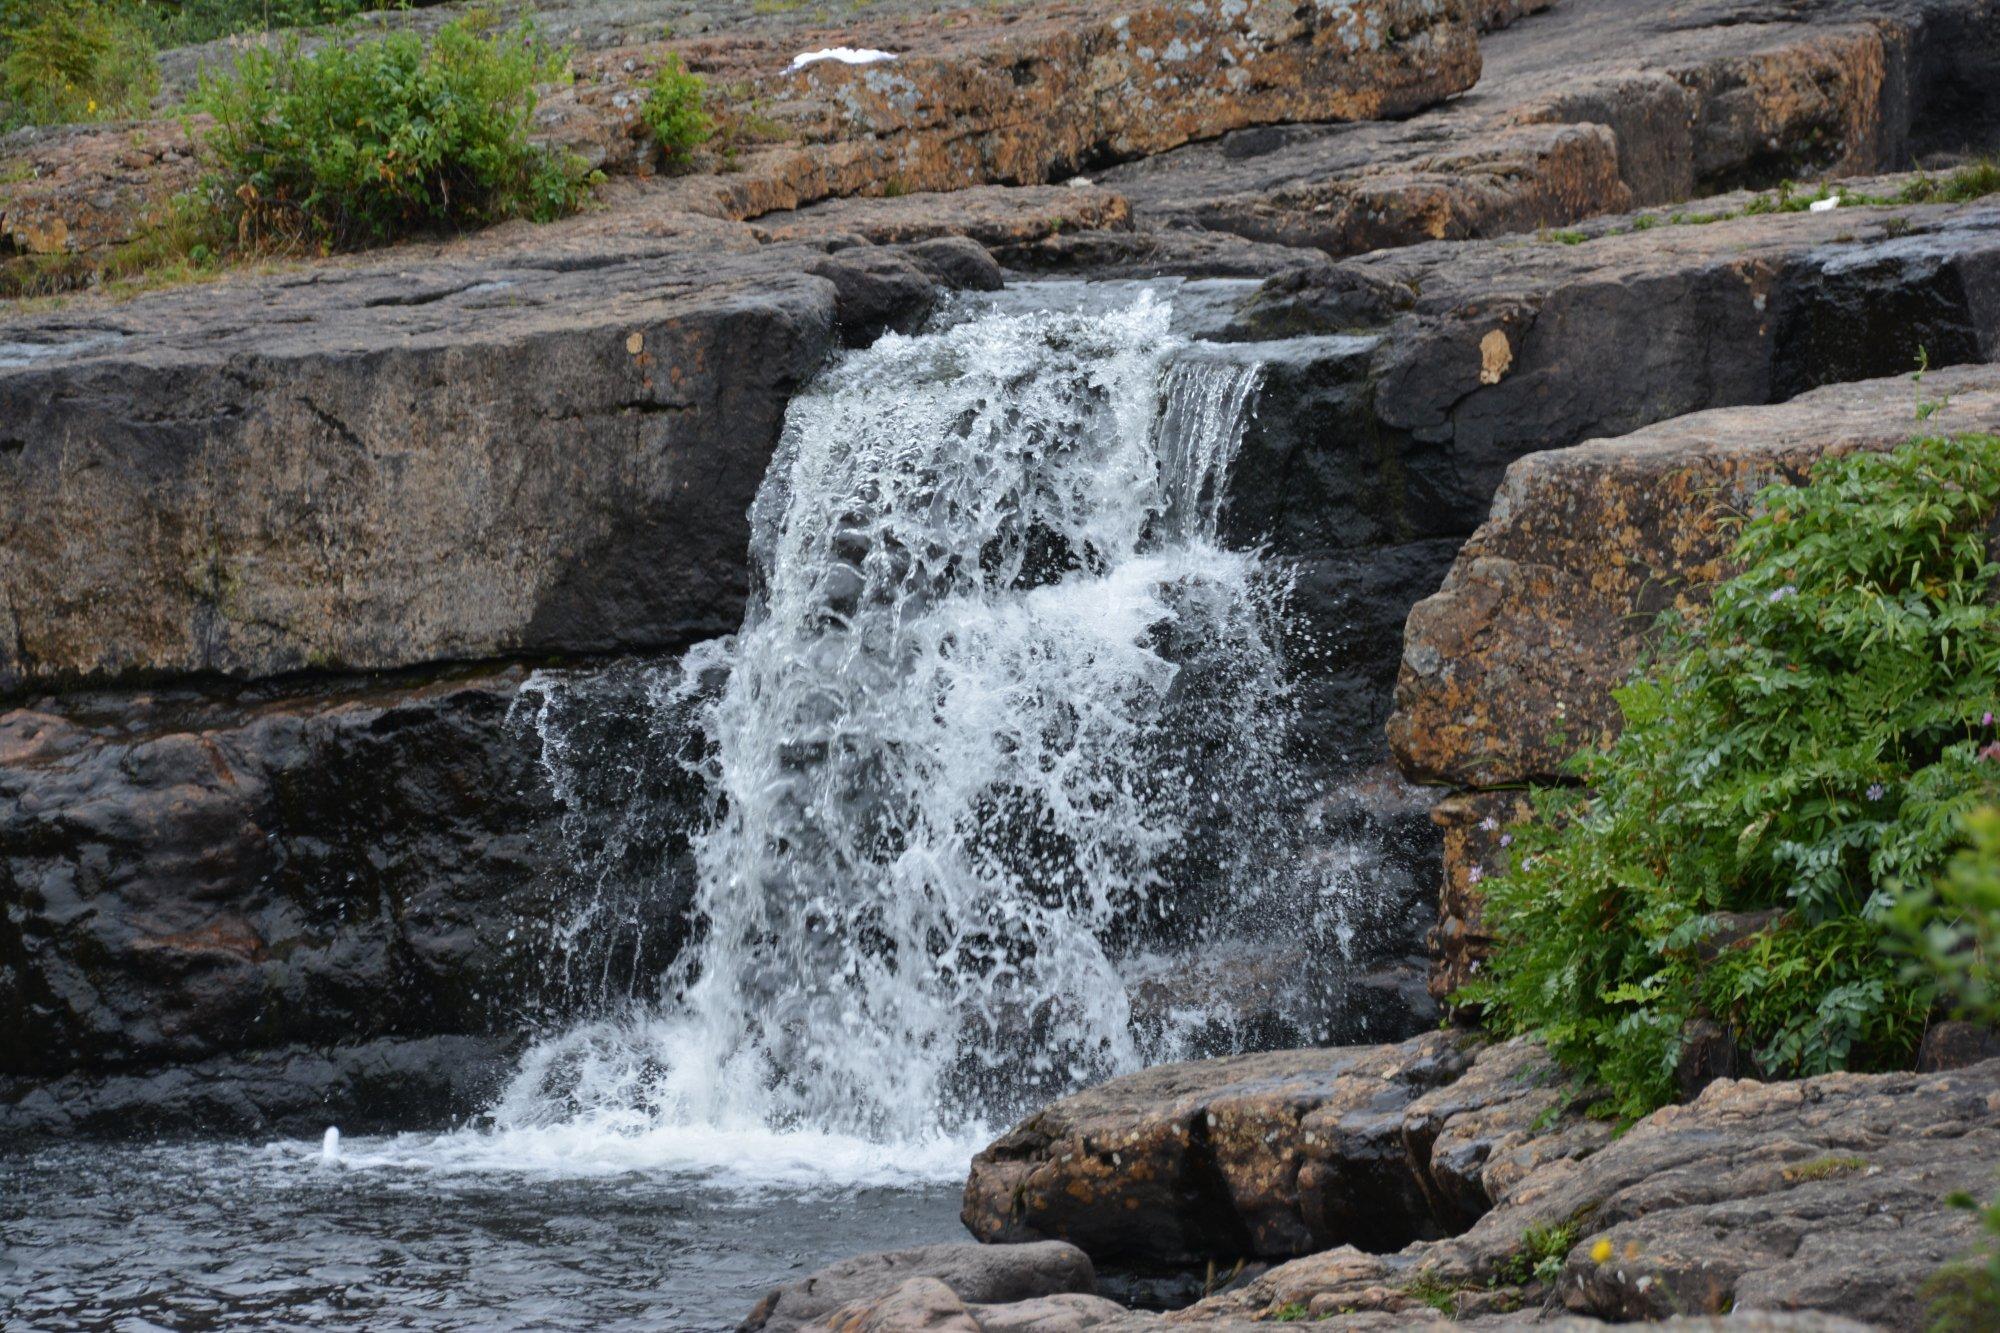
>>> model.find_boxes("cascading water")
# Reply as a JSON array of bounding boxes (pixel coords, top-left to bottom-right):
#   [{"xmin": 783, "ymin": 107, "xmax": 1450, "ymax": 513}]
[{"xmin": 489, "ymin": 288, "xmax": 1342, "ymax": 1168}]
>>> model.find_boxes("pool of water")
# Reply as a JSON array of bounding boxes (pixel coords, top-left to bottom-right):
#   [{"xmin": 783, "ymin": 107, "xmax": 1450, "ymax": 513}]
[{"xmin": 1, "ymin": 1136, "xmax": 968, "ymax": 1332}]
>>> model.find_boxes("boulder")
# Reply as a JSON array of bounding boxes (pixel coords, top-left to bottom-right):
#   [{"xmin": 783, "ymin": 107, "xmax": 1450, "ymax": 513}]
[
  {"xmin": 742, "ymin": 1241, "xmax": 1097, "ymax": 1333},
  {"xmin": 1388, "ymin": 361, "xmax": 2000, "ymax": 789},
  {"xmin": 961, "ymin": 1033, "xmax": 1607, "ymax": 1266}
]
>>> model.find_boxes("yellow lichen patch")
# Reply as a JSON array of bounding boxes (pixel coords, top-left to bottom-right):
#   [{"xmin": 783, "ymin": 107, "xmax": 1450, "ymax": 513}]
[{"xmin": 1479, "ymin": 328, "xmax": 1513, "ymax": 385}]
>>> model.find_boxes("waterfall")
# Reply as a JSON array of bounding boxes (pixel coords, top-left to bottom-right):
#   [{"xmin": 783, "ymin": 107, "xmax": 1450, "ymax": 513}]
[{"xmin": 489, "ymin": 289, "xmax": 1323, "ymax": 1165}]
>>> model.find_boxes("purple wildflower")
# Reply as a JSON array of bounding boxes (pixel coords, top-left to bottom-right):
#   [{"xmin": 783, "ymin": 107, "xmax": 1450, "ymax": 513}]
[
  {"xmin": 1467, "ymin": 865, "xmax": 1485, "ymax": 885},
  {"xmin": 1866, "ymin": 783, "xmax": 1886, "ymax": 801},
  {"xmin": 1479, "ymin": 816, "xmax": 1499, "ymax": 832},
  {"xmin": 1985, "ymin": 711, "xmax": 1996, "ymax": 727},
  {"xmin": 1499, "ymin": 833, "xmax": 1514, "ymax": 848}
]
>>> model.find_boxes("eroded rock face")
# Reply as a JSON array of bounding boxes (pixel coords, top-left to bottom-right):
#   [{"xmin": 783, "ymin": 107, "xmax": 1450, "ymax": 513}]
[
  {"xmin": 1218, "ymin": 196, "xmax": 2000, "ymax": 767},
  {"xmin": 0, "ymin": 660, "xmax": 699, "ymax": 1093},
  {"xmin": 960, "ymin": 1033, "xmax": 1609, "ymax": 1267},
  {"xmin": 0, "ymin": 1034, "xmax": 516, "ymax": 1137},
  {"xmin": 1388, "ymin": 360, "xmax": 2000, "ymax": 790}
]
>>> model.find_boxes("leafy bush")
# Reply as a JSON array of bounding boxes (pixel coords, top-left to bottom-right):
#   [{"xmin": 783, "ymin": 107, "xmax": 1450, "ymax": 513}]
[
  {"xmin": 191, "ymin": 19, "xmax": 596, "ymax": 248},
  {"xmin": 1468, "ymin": 433, "xmax": 2000, "ymax": 1121},
  {"xmin": 0, "ymin": 0, "xmax": 159, "ymax": 129},
  {"xmin": 1898, "ymin": 805, "xmax": 2000, "ymax": 1021},
  {"xmin": 640, "ymin": 53, "xmax": 711, "ymax": 172}
]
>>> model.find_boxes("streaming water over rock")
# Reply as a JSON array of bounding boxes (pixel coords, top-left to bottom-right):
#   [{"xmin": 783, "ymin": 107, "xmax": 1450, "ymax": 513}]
[{"xmin": 493, "ymin": 288, "xmax": 1357, "ymax": 1162}]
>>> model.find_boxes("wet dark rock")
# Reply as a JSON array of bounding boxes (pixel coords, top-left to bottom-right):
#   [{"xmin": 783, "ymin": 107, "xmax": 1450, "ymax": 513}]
[
  {"xmin": 742, "ymin": 1241, "xmax": 1097, "ymax": 1333},
  {"xmin": 0, "ymin": 1034, "xmax": 514, "ymax": 1138},
  {"xmin": 809, "ymin": 247, "xmax": 941, "ymax": 347},
  {"xmin": 0, "ymin": 660, "xmax": 699, "ymax": 1110}
]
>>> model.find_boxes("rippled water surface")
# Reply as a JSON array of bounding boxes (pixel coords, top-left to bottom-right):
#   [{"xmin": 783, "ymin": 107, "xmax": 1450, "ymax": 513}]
[{"xmin": 2, "ymin": 1138, "xmax": 965, "ymax": 1332}]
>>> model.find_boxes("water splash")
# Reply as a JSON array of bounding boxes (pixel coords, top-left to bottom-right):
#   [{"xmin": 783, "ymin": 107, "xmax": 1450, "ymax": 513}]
[{"xmin": 494, "ymin": 290, "xmax": 1327, "ymax": 1161}]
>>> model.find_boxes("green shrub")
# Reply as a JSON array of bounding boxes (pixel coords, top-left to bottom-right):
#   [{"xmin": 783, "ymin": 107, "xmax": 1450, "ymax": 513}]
[
  {"xmin": 1898, "ymin": 805, "xmax": 2000, "ymax": 1021},
  {"xmin": 640, "ymin": 53, "xmax": 711, "ymax": 172},
  {"xmin": 0, "ymin": 0, "xmax": 159, "ymax": 129},
  {"xmin": 191, "ymin": 18, "xmax": 597, "ymax": 248},
  {"xmin": 1467, "ymin": 433, "xmax": 2000, "ymax": 1121}
]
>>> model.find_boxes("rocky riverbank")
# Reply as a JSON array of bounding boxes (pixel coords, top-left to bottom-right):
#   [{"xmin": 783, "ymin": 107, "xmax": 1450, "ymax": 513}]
[{"xmin": 751, "ymin": 1036, "xmax": 1998, "ymax": 1329}]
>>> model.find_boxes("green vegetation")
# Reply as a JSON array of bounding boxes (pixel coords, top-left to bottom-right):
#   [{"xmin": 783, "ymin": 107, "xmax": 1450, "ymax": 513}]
[
  {"xmin": 1926, "ymin": 1190, "xmax": 2000, "ymax": 1332},
  {"xmin": 1267, "ymin": 1301, "xmax": 1314, "ymax": 1322},
  {"xmin": 1499, "ymin": 1220, "xmax": 1579, "ymax": 1285},
  {"xmin": 1783, "ymin": 1154, "xmax": 1868, "ymax": 1183},
  {"xmin": 190, "ymin": 18, "xmax": 597, "ymax": 248},
  {"xmin": 1399, "ymin": 1276, "xmax": 1465, "ymax": 1315},
  {"xmin": 1896, "ymin": 806, "xmax": 2000, "ymax": 1020},
  {"xmin": 0, "ymin": 0, "xmax": 159, "ymax": 129},
  {"xmin": 639, "ymin": 53, "xmax": 712, "ymax": 172},
  {"xmin": 1467, "ymin": 433, "xmax": 2000, "ymax": 1122}
]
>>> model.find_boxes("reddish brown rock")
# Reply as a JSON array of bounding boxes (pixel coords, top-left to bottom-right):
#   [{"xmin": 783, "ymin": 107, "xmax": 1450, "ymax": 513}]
[
  {"xmin": 1388, "ymin": 361, "xmax": 2000, "ymax": 790},
  {"xmin": 1099, "ymin": 0, "xmax": 2000, "ymax": 261},
  {"xmin": 1425, "ymin": 791, "xmax": 1532, "ymax": 1006},
  {"xmin": 3, "ymin": 0, "xmax": 1480, "ymax": 286}
]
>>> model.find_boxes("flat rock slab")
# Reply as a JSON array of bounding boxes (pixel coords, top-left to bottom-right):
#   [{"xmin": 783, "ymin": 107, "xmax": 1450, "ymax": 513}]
[
  {"xmin": 744, "ymin": 1241, "xmax": 1097, "ymax": 1333},
  {"xmin": 0, "ymin": 234, "xmax": 970, "ymax": 689},
  {"xmin": 1389, "ymin": 360, "xmax": 2000, "ymax": 790}
]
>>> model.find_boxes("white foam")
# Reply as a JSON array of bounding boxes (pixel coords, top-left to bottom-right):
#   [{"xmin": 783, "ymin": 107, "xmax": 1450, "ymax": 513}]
[
  {"xmin": 299, "ymin": 1123, "xmax": 980, "ymax": 1192},
  {"xmin": 790, "ymin": 47, "xmax": 898, "ymax": 70}
]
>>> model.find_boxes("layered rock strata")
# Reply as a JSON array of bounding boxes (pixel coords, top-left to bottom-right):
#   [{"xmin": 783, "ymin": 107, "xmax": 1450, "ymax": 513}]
[{"xmin": 945, "ymin": 1035, "xmax": 2000, "ymax": 1329}]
